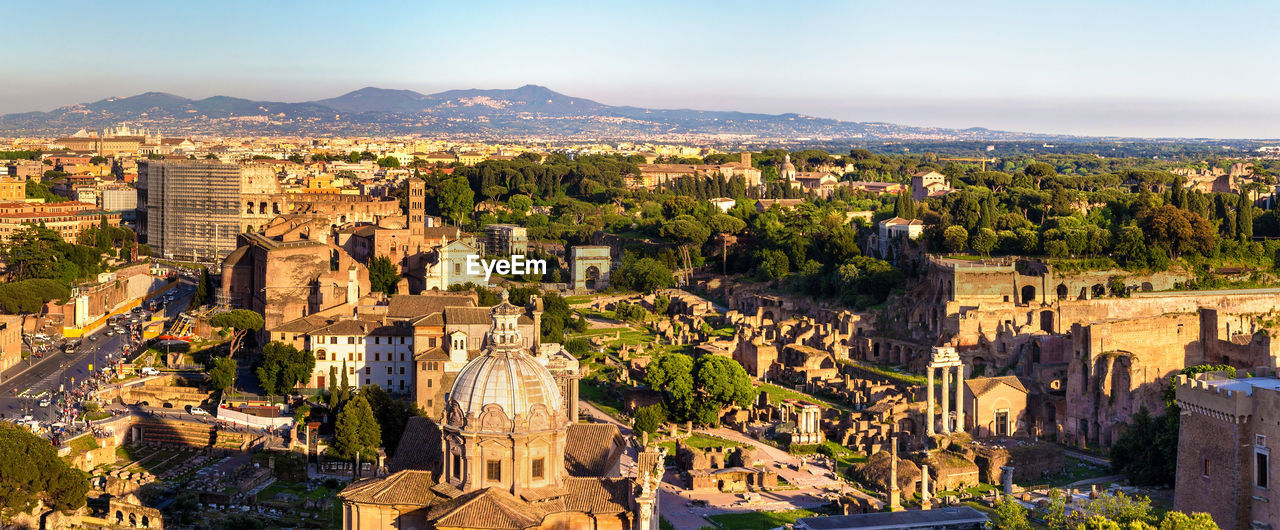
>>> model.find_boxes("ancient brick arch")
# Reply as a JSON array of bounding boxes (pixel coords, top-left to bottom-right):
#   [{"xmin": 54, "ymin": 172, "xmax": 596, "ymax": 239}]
[
  {"xmin": 1020, "ymin": 285, "xmax": 1036, "ymax": 305},
  {"xmin": 110, "ymin": 498, "xmax": 163, "ymax": 529}
]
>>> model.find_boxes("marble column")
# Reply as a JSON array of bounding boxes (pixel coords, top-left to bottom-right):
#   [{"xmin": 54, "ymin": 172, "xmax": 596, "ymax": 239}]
[
  {"xmin": 888, "ymin": 436, "xmax": 902, "ymax": 511},
  {"xmin": 921, "ymin": 464, "xmax": 931, "ymax": 510},
  {"xmin": 941, "ymin": 368, "xmax": 951, "ymax": 434},
  {"xmin": 955, "ymin": 364, "xmax": 965, "ymax": 433},
  {"xmin": 1001, "ymin": 466, "xmax": 1015, "ymax": 495},
  {"xmin": 926, "ymin": 367, "xmax": 935, "ymax": 435}
]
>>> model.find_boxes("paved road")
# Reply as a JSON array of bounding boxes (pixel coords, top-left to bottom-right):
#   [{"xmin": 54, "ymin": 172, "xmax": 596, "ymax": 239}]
[{"xmin": 0, "ymin": 280, "xmax": 196, "ymax": 421}]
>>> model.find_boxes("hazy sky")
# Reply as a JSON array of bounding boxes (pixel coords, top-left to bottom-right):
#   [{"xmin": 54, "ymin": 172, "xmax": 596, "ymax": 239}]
[{"xmin": 3, "ymin": 0, "xmax": 1278, "ymax": 138}]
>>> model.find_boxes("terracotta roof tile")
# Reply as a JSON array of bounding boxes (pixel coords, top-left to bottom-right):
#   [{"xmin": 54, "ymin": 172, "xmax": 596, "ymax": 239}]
[
  {"xmin": 387, "ymin": 416, "xmax": 443, "ymax": 474},
  {"xmin": 565, "ymin": 424, "xmax": 626, "ymax": 477},
  {"xmin": 339, "ymin": 470, "xmax": 438, "ymax": 505}
]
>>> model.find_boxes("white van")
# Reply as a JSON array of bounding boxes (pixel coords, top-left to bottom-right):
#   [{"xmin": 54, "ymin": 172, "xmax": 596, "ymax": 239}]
[{"xmin": 140, "ymin": 367, "xmax": 160, "ymax": 376}]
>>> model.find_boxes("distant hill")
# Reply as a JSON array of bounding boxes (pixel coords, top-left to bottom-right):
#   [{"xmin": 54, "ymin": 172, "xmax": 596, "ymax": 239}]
[{"xmin": 0, "ymin": 85, "xmax": 1058, "ymax": 141}]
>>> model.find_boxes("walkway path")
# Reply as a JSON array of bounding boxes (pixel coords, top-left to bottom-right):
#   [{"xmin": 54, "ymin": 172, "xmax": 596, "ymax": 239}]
[{"xmin": 1062, "ymin": 448, "xmax": 1111, "ymax": 467}]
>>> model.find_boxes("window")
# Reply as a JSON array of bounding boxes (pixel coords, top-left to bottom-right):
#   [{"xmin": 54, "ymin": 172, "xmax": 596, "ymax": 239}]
[
  {"xmin": 420, "ymin": 362, "xmax": 426, "ymax": 370},
  {"xmin": 364, "ymin": 378, "xmax": 370, "ymax": 386},
  {"xmin": 374, "ymin": 353, "xmax": 380, "ymax": 361},
  {"xmin": 358, "ymin": 353, "xmax": 364, "ymax": 361},
  {"xmin": 330, "ymin": 337, "xmax": 337, "ymax": 344},
  {"xmin": 995, "ymin": 410, "xmax": 1010, "ymax": 437},
  {"xmin": 399, "ymin": 367, "xmax": 406, "ymax": 375},
  {"xmin": 428, "ymin": 379, "xmax": 433, "ymax": 388},
  {"xmin": 400, "ymin": 337, "xmax": 406, "ymax": 345},
  {"xmin": 400, "ymin": 353, "xmax": 405, "ymax": 362},
  {"xmin": 399, "ymin": 380, "xmax": 405, "ymax": 390},
  {"xmin": 429, "ymin": 338, "xmax": 437, "ymax": 348},
  {"xmin": 387, "ymin": 379, "xmax": 391, "ymax": 387},
  {"xmin": 346, "ymin": 337, "xmax": 354, "ymax": 344},
  {"xmin": 452, "ymin": 454, "xmax": 461, "ymax": 478},
  {"xmin": 348, "ymin": 366, "xmax": 355, "ymax": 374},
  {"xmin": 365, "ymin": 367, "xmax": 371, "ymax": 375},
  {"xmin": 1203, "ymin": 458, "xmax": 1211, "ymax": 477},
  {"xmin": 532, "ymin": 458, "xmax": 544, "ymax": 479},
  {"xmin": 486, "ymin": 460, "xmax": 501, "ymax": 482},
  {"xmin": 386, "ymin": 367, "xmax": 393, "ymax": 375},
  {"xmin": 316, "ymin": 350, "xmax": 327, "ymax": 361},
  {"xmin": 428, "ymin": 399, "xmax": 433, "ymax": 408},
  {"xmin": 1258, "ymin": 449, "xmax": 1270, "ymax": 489},
  {"xmin": 374, "ymin": 337, "xmax": 380, "ymax": 345}
]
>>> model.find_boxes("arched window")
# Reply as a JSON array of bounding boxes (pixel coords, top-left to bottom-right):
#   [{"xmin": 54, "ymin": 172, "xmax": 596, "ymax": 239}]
[{"xmin": 316, "ymin": 349, "xmax": 327, "ymax": 361}]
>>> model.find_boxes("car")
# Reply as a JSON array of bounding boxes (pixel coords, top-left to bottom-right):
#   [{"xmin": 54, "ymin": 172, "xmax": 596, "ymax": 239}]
[
  {"xmin": 105, "ymin": 330, "xmax": 114, "ymax": 336},
  {"xmin": 89, "ymin": 335, "xmax": 98, "ymax": 341},
  {"xmin": 38, "ymin": 398, "xmax": 50, "ymax": 407},
  {"xmin": 187, "ymin": 406, "xmax": 209, "ymax": 416},
  {"xmin": 140, "ymin": 367, "xmax": 160, "ymax": 376}
]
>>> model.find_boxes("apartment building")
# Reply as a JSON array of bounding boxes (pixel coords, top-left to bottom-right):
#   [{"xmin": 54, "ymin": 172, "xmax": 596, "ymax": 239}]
[{"xmin": 0, "ymin": 201, "xmax": 120, "ymax": 243}]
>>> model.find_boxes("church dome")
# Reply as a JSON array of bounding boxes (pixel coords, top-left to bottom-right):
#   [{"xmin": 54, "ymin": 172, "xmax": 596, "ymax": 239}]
[
  {"xmin": 448, "ymin": 349, "xmax": 562, "ymax": 419},
  {"xmin": 446, "ymin": 291, "xmax": 562, "ymax": 420}
]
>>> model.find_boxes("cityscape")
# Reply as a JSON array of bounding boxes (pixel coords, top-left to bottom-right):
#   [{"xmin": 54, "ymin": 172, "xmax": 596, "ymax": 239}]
[{"xmin": 2, "ymin": 2, "xmax": 1280, "ymax": 530}]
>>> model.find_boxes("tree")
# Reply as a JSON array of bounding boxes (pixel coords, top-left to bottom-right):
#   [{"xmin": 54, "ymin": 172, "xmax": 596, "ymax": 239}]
[
  {"xmin": 1137, "ymin": 205, "xmax": 1214, "ymax": 258},
  {"xmin": 191, "ymin": 267, "xmax": 211, "ymax": 307},
  {"xmin": 612, "ymin": 258, "xmax": 675, "ymax": 292},
  {"xmin": 756, "ymin": 249, "xmax": 790, "ymax": 281},
  {"xmin": 368, "ymin": 255, "xmax": 399, "ymax": 294},
  {"xmin": 970, "ymin": 227, "xmax": 997, "ymax": 256},
  {"xmin": 1157, "ymin": 511, "xmax": 1218, "ymax": 530},
  {"xmin": 644, "ymin": 353, "xmax": 754, "ymax": 426},
  {"xmin": 438, "ymin": 177, "xmax": 475, "ymax": 225},
  {"xmin": 0, "ymin": 423, "xmax": 89, "ymax": 521},
  {"xmin": 209, "ymin": 309, "xmax": 264, "ymax": 358},
  {"xmin": 692, "ymin": 355, "xmax": 755, "ymax": 424},
  {"xmin": 333, "ymin": 394, "xmax": 382, "ymax": 464},
  {"xmin": 376, "ymin": 156, "xmax": 401, "ymax": 168},
  {"xmin": 992, "ymin": 494, "xmax": 1032, "ymax": 530},
  {"xmin": 1238, "ymin": 191, "xmax": 1254, "ymax": 241},
  {"xmin": 254, "ymin": 342, "xmax": 315, "ymax": 396},
  {"xmin": 360, "ymin": 384, "xmax": 424, "ymax": 456},
  {"xmin": 633, "ymin": 404, "xmax": 667, "ymax": 436},
  {"xmin": 209, "ymin": 356, "xmax": 237, "ymax": 392},
  {"xmin": 644, "ymin": 354, "xmax": 696, "ymax": 423},
  {"xmin": 943, "ymin": 225, "xmax": 969, "ymax": 253},
  {"xmin": 0, "ymin": 225, "xmax": 64, "ymax": 281}
]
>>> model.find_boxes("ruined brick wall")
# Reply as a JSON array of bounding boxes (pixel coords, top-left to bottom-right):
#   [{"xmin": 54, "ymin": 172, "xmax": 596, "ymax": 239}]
[{"xmin": 1175, "ymin": 408, "xmax": 1247, "ymax": 529}]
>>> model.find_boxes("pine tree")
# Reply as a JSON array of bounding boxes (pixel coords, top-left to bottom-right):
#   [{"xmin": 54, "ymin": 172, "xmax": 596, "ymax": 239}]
[
  {"xmin": 333, "ymin": 394, "xmax": 382, "ymax": 464},
  {"xmin": 1238, "ymin": 191, "xmax": 1254, "ymax": 240}
]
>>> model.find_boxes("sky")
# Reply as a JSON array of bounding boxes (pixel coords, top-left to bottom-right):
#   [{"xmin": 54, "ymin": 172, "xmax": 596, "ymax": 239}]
[{"xmin": 2, "ymin": 0, "xmax": 1278, "ymax": 138}]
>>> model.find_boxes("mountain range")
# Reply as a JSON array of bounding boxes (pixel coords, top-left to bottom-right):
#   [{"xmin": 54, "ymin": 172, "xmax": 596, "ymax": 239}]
[{"xmin": 0, "ymin": 84, "xmax": 1055, "ymax": 141}]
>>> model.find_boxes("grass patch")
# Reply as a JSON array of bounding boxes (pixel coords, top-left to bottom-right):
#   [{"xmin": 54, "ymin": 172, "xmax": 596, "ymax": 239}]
[
  {"xmin": 657, "ymin": 433, "xmax": 742, "ymax": 456},
  {"xmin": 67, "ymin": 435, "xmax": 99, "ymax": 453},
  {"xmin": 579, "ymin": 379, "xmax": 625, "ymax": 419},
  {"xmin": 706, "ymin": 509, "xmax": 816, "ymax": 529},
  {"xmin": 1017, "ymin": 456, "xmax": 1111, "ymax": 488},
  {"xmin": 756, "ymin": 383, "xmax": 850, "ymax": 412},
  {"xmin": 837, "ymin": 359, "xmax": 927, "ymax": 387}
]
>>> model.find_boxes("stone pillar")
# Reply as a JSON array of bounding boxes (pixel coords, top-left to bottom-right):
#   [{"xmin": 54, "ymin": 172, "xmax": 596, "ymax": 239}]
[
  {"xmin": 920, "ymin": 464, "xmax": 931, "ymax": 510},
  {"xmin": 926, "ymin": 367, "xmax": 935, "ymax": 435},
  {"xmin": 1001, "ymin": 466, "xmax": 1015, "ymax": 495},
  {"xmin": 569, "ymin": 379, "xmax": 580, "ymax": 422},
  {"xmin": 954, "ymin": 364, "xmax": 965, "ymax": 433},
  {"xmin": 888, "ymin": 436, "xmax": 902, "ymax": 511},
  {"xmin": 940, "ymin": 368, "xmax": 951, "ymax": 434}
]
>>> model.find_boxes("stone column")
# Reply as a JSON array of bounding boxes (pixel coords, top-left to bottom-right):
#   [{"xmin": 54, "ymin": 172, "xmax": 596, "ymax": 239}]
[
  {"xmin": 888, "ymin": 436, "xmax": 902, "ymax": 511},
  {"xmin": 1001, "ymin": 466, "xmax": 1015, "ymax": 495},
  {"xmin": 940, "ymin": 368, "xmax": 951, "ymax": 434},
  {"xmin": 569, "ymin": 379, "xmax": 580, "ymax": 422},
  {"xmin": 926, "ymin": 367, "xmax": 935, "ymax": 435},
  {"xmin": 920, "ymin": 464, "xmax": 931, "ymax": 510},
  {"xmin": 954, "ymin": 364, "xmax": 965, "ymax": 433}
]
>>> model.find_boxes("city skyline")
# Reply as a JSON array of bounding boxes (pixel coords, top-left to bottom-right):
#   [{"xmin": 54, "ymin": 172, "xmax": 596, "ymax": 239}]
[{"xmin": 4, "ymin": 0, "xmax": 1279, "ymax": 138}]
